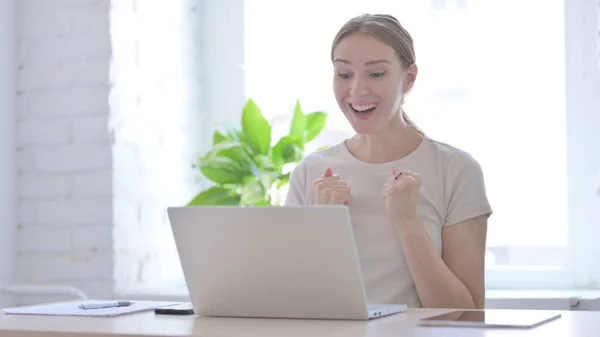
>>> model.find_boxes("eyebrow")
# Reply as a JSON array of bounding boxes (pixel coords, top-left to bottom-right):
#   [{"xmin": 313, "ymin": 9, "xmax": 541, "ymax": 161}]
[{"xmin": 333, "ymin": 58, "xmax": 391, "ymax": 66}]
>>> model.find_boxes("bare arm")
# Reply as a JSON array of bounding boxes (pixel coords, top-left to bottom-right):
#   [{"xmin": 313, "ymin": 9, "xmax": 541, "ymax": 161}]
[{"xmin": 395, "ymin": 215, "xmax": 487, "ymax": 309}]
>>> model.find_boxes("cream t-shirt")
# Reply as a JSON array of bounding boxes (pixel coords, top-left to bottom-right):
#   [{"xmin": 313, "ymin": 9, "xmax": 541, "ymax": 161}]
[{"xmin": 284, "ymin": 136, "xmax": 493, "ymax": 308}]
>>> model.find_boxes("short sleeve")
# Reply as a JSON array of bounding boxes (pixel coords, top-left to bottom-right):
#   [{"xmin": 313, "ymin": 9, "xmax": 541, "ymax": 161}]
[
  {"xmin": 284, "ymin": 160, "xmax": 308, "ymax": 206},
  {"xmin": 444, "ymin": 151, "xmax": 493, "ymax": 227}
]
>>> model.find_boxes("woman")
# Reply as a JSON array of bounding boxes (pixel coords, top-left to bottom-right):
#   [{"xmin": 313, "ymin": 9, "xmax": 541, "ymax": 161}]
[{"xmin": 284, "ymin": 13, "xmax": 493, "ymax": 310}]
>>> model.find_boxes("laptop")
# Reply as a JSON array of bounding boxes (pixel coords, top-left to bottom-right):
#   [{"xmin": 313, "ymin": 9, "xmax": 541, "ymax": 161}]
[{"xmin": 166, "ymin": 205, "xmax": 407, "ymax": 320}]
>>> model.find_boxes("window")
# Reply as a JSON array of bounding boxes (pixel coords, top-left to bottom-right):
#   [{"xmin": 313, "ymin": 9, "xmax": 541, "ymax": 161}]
[{"xmin": 243, "ymin": 0, "xmax": 600, "ymax": 290}]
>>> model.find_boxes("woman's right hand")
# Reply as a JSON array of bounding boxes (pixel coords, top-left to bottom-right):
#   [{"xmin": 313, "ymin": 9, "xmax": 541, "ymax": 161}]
[{"xmin": 313, "ymin": 168, "xmax": 353, "ymax": 205}]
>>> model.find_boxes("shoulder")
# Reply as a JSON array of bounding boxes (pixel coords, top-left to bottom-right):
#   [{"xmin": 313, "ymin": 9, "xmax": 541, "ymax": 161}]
[
  {"xmin": 422, "ymin": 138, "xmax": 492, "ymax": 225},
  {"xmin": 422, "ymin": 137, "xmax": 484, "ymax": 176}
]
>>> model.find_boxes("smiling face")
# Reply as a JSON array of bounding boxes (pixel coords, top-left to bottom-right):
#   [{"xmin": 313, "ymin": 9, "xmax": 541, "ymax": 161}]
[{"xmin": 332, "ymin": 33, "xmax": 407, "ymax": 135}]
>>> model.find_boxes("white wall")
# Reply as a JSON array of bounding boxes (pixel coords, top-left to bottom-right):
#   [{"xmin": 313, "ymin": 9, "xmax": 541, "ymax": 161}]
[
  {"xmin": 7, "ymin": 0, "xmax": 236, "ymax": 305},
  {"xmin": 14, "ymin": 0, "xmax": 114, "ymax": 302},
  {"xmin": 0, "ymin": 0, "xmax": 16, "ymax": 308}
]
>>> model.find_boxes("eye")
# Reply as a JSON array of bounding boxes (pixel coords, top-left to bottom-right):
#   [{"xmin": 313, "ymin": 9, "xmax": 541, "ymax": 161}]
[
  {"xmin": 337, "ymin": 72, "xmax": 351, "ymax": 79},
  {"xmin": 370, "ymin": 72, "xmax": 385, "ymax": 78}
]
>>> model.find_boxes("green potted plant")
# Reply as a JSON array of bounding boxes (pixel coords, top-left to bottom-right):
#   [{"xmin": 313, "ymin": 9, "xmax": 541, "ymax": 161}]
[{"xmin": 188, "ymin": 98, "xmax": 328, "ymax": 206}]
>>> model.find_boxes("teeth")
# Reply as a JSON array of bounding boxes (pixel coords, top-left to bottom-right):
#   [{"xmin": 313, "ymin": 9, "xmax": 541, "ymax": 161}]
[{"xmin": 351, "ymin": 103, "xmax": 377, "ymax": 112}]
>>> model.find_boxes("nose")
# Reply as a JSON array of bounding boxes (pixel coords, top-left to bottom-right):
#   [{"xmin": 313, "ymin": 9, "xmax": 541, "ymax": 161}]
[{"xmin": 349, "ymin": 77, "xmax": 370, "ymax": 96}]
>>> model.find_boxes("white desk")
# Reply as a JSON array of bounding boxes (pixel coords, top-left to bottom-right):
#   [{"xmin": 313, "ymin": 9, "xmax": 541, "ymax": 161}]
[{"xmin": 0, "ymin": 305, "xmax": 598, "ymax": 337}]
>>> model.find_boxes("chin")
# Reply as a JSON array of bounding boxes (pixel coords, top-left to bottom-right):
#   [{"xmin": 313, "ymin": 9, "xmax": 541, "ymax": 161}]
[
  {"xmin": 350, "ymin": 125, "xmax": 373, "ymax": 134},
  {"xmin": 347, "ymin": 121, "xmax": 384, "ymax": 135},
  {"xmin": 344, "ymin": 110, "xmax": 387, "ymax": 135}
]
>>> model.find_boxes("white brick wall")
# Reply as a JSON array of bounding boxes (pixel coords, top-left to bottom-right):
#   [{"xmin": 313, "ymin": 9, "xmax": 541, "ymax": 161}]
[
  {"xmin": 12, "ymin": 0, "xmax": 207, "ymax": 303},
  {"xmin": 14, "ymin": 0, "xmax": 114, "ymax": 302},
  {"xmin": 0, "ymin": 0, "xmax": 17, "ymax": 309}
]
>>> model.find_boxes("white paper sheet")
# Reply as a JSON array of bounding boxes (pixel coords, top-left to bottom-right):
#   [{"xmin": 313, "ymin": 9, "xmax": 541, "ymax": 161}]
[{"xmin": 2, "ymin": 300, "xmax": 180, "ymax": 317}]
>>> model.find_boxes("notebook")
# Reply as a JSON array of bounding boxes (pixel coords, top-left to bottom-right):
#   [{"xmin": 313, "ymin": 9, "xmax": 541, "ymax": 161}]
[{"xmin": 2, "ymin": 300, "xmax": 179, "ymax": 317}]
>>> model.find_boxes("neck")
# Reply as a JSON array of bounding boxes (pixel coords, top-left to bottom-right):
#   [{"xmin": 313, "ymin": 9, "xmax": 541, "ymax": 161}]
[{"xmin": 346, "ymin": 113, "xmax": 423, "ymax": 164}]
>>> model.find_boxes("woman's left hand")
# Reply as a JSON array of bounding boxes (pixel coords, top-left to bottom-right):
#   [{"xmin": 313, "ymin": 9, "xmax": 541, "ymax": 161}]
[{"xmin": 382, "ymin": 169, "xmax": 421, "ymax": 225}]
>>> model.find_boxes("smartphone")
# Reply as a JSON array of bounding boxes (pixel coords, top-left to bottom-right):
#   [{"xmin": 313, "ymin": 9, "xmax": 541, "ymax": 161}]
[{"xmin": 154, "ymin": 303, "xmax": 194, "ymax": 315}]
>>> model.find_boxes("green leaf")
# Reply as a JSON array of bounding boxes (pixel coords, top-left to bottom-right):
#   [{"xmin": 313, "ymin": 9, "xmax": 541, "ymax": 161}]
[
  {"xmin": 199, "ymin": 156, "xmax": 244, "ymax": 184},
  {"xmin": 305, "ymin": 111, "xmax": 327, "ymax": 142},
  {"xmin": 212, "ymin": 123, "xmax": 242, "ymax": 143},
  {"xmin": 241, "ymin": 99, "xmax": 271, "ymax": 155},
  {"xmin": 259, "ymin": 171, "xmax": 279, "ymax": 191},
  {"xmin": 277, "ymin": 172, "xmax": 291, "ymax": 188},
  {"xmin": 271, "ymin": 135, "xmax": 303, "ymax": 166},
  {"xmin": 281, "ymin": 143, "xmax": 297, "ymax": 162},
  {"xmin": 240, "ymin": 180, "xmax": 267, "ymax": 205},
  {"xmin": 212, "ymin": 130, "xmax": 228, "ymax": 145},
  {"xmin": 245, "ymin": 157, "xmax": 262, "ymax": 179},
  {"xmin": 221, "ymin": 123, "xmax": 242, "ymax": 141},
  {"xmin": 187, "ymin": 186, "xmax": 240, "ymax": 206},
  {"xmin": 289, "ymin": 99, "xmax": 306, "ymax": 143},
  {"xmin": 203, "ymin": 140, "xmax": 258, "ymax": 179},
  {"xmin": 206, "ymin": 140, "xmax": 244, "ymax": 161},
  {"xmin": 254, "ymin": 154, "xmax": 276, "ymax": 170}
]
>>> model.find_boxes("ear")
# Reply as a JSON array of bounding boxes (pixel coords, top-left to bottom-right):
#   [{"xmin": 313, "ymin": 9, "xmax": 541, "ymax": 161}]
[{"xmin": 404, "ymin": 63, "xmax": 418, "ymax": 93}]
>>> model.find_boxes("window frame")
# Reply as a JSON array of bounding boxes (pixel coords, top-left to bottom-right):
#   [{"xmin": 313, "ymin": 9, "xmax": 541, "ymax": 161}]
[
  {"xmin": 561, "ymin": 0, "xmax": 600, "ymax": 289},
  {"xmin": 481, "ymin": 0, "xmax": 600, "ymax": 290}
]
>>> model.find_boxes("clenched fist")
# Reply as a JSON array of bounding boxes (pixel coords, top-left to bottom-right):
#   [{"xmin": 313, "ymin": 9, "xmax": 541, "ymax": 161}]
[
  {"xmin": 313, "ymin": 168, "xmax": 353, "ymax": 205},
  {"xmin": 382, "ymin": 169, "xmax": 421, "ymax": 224}
]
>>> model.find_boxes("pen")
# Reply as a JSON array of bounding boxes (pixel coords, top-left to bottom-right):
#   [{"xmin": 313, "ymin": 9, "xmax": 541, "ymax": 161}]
[{"xmin": 78, "ymin": 301, "xmax": 134, "ymax": 310}]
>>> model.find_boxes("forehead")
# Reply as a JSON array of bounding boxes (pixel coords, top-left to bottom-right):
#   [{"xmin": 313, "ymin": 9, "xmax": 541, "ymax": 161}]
[{"xmin": 333, "ymin": 32, "xmax": 398, "ymax": 65}]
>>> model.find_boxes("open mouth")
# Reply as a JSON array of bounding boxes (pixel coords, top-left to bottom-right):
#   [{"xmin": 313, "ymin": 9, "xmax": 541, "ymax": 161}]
[{"xmin": 350, "ymin": 103, "xmax": 378, "ymax": 119}]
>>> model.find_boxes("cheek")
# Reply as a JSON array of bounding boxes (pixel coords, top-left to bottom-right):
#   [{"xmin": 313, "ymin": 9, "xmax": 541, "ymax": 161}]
[
  {"xmin": 333, "ymin": 81, "xmax": 348, "ymax": 101},
  {"xmin": 372, "ymin": 82, "xmax": 394, "ymax": 102},
  {"xmin": 379, "ymin": 80, "xmax": 403, "ymax": 104}
]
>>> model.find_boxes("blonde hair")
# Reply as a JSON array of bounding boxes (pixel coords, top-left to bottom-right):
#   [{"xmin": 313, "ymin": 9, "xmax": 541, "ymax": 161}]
[{"xmin": 331, "ymin": 13, "xmax": 424, "ymax": 135}]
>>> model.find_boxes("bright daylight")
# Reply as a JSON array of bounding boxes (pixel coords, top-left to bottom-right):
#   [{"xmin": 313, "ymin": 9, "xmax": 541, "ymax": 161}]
[{"xmin": 0, "ymin": 0, "xmax": 599, "ymax": 336}]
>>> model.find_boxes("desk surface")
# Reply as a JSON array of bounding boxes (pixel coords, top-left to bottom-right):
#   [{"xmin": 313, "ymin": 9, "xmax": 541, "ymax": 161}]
[{"xmin": 0, "ymin": 306, "xmax": 598, "ymax": 337}]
